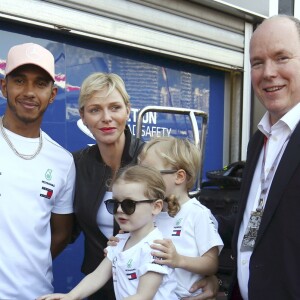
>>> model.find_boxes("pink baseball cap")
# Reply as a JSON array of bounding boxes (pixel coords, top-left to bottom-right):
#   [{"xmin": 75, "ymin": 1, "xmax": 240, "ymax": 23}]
[{"xmin": 5, "ymin": 43, "xmax": 55, "ymax": 81}]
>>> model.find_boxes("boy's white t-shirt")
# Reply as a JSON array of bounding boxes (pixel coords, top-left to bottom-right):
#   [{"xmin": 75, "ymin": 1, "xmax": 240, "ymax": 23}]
[
  {"xmin": 106, "ymin": 227, "xmax": 177, "ymax": 300},
  {"xmin": 0, "ymin": 129, "xmax": 75, "ymax": 300},
  {"xmin": 154, "ymin": 198, "xmax": 224, "ymax": 298}
]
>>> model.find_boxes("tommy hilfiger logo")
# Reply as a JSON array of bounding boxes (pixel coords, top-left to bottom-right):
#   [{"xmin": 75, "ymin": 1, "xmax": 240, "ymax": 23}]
[
  {"xmin": 40, "ymin": 187, "xmax": 53, "ymax": 199},
  {"xmin": 40, "ymin": 180, "xmax": 55, "ymax": 199},
  {"xmin": 172, "ymin": 218, "xmax": 183, "ymax": 236},
  {"xmin": 126, "ymin": 262, "xmax": 137, "ymax": 281},
  {"xmin": 126, "ymin": 272, "xmax": 137, "ymax": 280},
  {"xmin": 172, "ymin": 229, "xmax": 182, "ymax": 236}
]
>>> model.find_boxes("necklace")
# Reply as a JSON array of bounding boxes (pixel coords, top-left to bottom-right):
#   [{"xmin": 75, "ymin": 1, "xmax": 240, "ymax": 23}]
[{"xmin": 0, "ymin": 116, "xmax": 43, "ymax": 160}]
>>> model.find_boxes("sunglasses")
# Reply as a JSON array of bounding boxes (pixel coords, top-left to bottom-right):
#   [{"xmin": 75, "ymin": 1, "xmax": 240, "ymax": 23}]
[{"xmin": 104, "ymin": 198, "xmax": 158, "ymax": 215}]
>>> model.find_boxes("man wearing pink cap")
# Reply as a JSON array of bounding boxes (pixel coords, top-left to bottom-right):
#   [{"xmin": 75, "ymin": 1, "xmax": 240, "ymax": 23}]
[{"xmin": 0, "ymin": 43, "xmax": 75, "ymax": 299}]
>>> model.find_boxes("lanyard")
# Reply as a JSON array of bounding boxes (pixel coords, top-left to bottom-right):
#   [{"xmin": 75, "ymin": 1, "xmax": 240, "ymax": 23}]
[
  {"xmin": 256, "ymin": 134, "xmax": 291, "ymax": 212},
  {"xmin": 242, "ymin": 133, "xmax": 291, "ymax": 249}
]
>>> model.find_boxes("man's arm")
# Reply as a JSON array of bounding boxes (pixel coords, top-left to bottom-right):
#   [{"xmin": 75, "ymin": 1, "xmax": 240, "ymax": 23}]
[{"xmin": 50, "ymin": 213, "xmax": 74, "ymax": 259}]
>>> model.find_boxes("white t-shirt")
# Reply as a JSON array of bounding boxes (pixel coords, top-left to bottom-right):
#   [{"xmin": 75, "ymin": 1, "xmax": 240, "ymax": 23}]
[
  {"xmin": 97, "ymin": 191, "xmax": 114, "ymax": 238},
  {"xmin": 106, "ymin": 228, "xmax": 177, "ymax": 300},
  {"xmin": 0, "ymin": 128, "xmax": 75, "ymax": 300},
  {"xmin": 155, "ymin": 198, "xmax": 224, "ymax": 298}
]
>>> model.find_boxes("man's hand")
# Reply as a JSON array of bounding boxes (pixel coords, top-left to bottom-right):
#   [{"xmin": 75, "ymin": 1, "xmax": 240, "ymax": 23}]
[{"xmin": 182, "ymin": 275, "xmax": 219, "ymax": 300}]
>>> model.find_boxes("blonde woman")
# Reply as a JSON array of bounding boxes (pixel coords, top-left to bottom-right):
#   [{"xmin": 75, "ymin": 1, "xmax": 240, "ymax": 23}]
[{"xmin": 72, "ymin": 73, "xmax": 144, "ymax": 299}]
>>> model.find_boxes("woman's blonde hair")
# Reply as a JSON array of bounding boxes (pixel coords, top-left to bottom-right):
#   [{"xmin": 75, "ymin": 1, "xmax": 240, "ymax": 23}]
[
  {"xmin": 138, "ymin": 136, "xmax": 200, "ymax": 191},
  {"xmin": 114, "ymin": 164, "xmax": 179, "ymax": 217},
  {"xmin": 78, "ymin": 72, "xmax": 130, "ymax": 110}
]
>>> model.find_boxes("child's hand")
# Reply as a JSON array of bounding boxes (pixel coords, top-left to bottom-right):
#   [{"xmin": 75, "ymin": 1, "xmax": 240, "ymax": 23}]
[
  {"xmin": 37, "ymin": 293, "xmax": 71, "ymax": 300},
  {"xmin": 150, "ymin": 238, "xmax": 181, "ymax": 268}
]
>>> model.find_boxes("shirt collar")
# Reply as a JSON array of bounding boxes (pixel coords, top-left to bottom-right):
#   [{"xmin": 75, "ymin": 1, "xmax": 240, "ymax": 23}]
[{"xmin": 258, "ymin": 102, "xmax": 300, "ymax": 136}]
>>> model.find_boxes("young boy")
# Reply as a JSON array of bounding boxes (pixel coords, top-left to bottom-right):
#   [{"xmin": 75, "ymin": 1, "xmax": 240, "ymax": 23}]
[{"xmin": 139, "ymin": 136, "xmax": 224, "ymax": 298}]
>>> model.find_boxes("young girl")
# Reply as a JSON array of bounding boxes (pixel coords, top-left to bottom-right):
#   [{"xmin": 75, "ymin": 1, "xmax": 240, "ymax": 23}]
[
  {"xmin": 38, "ymin": 165, "xmax": 178, "ymax": 300},
  {"xmin": 138, "ymin": 136, "xmax": 224, "ymax": 299}
]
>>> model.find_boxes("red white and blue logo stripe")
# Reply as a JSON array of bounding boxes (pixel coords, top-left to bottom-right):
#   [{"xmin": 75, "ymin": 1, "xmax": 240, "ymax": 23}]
[
  {"xmin": 126, "ymin": 272, "xmax": 137, "ymax": 280},
  {"xmin": 172, "ymin": 229, "xmax": 181, "ymax": 236}
]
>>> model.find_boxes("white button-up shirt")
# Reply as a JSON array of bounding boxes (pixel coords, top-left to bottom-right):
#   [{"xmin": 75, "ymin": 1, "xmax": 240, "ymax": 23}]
[{"xmin": 237, "ymin": 102, "xmax": 300, "ymax": 299}]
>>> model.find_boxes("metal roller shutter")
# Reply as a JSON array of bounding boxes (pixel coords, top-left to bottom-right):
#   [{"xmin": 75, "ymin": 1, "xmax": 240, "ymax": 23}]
[{"xmin": 1, "ymin": 0, "xmax": 246, "ymax": 69}]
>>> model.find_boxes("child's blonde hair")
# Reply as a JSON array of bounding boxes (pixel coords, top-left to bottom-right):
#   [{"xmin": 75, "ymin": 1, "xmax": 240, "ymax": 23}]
[
  {"xmin": 114, "ymin": 164, "xmax": 179, "ymax": 217},
  {"xmin": 138, "ymin": 136, "xmax": 200, "ymax": 191}
]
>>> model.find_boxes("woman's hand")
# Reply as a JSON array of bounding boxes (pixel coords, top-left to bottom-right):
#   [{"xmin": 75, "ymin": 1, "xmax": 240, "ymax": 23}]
[
  {"xmin": 103, "ymin": 234, "xmax": 121, "ymax": 257},
  {"xmin": 107, "ymin": 235, "xmax": 120, "ymax": 247}
]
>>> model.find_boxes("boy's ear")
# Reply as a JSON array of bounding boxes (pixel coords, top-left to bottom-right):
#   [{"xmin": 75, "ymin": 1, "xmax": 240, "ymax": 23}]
[
  {"xmin": 175, "ymin": 169, "xmax": 186, "ymax": 185},
  {"xmin": 152, "ymin": 199, "xmax": 163, "ymax": 215}
]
